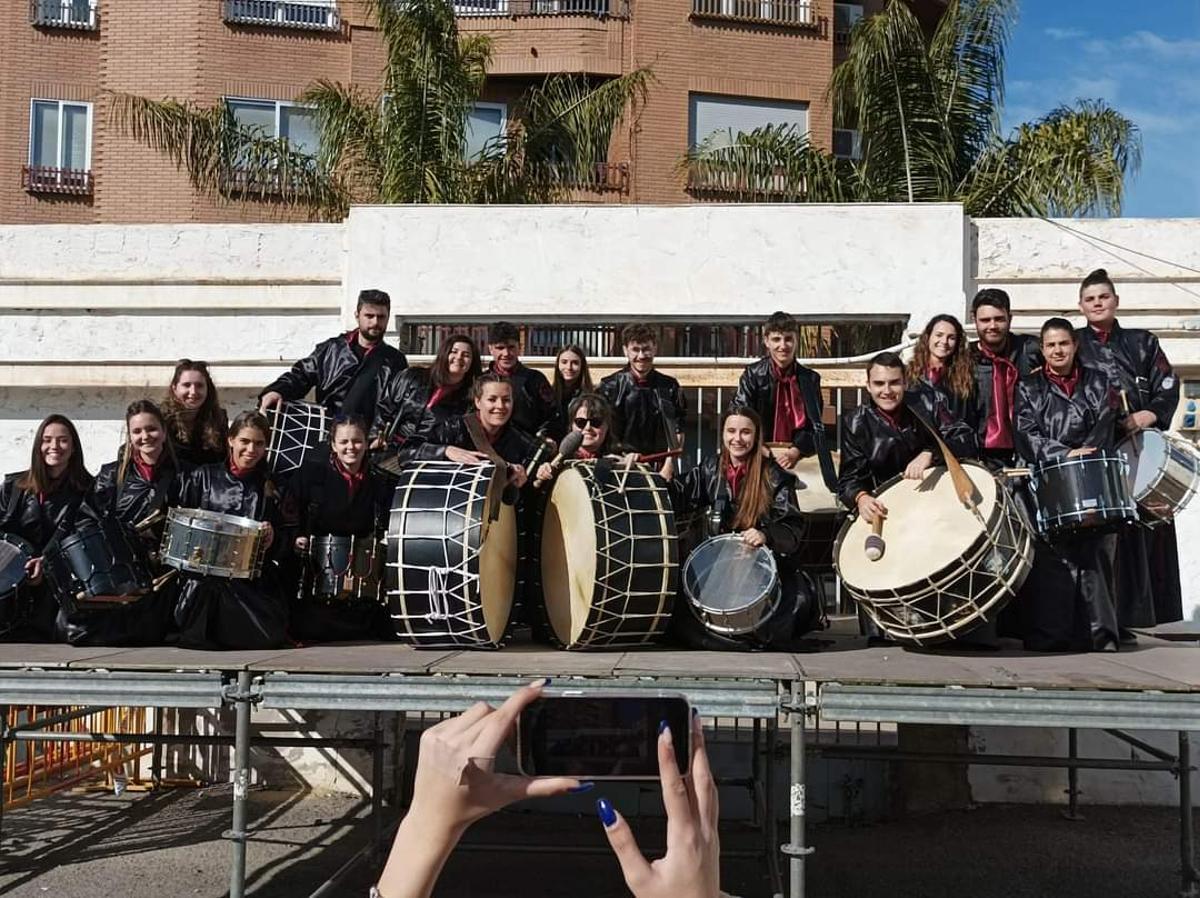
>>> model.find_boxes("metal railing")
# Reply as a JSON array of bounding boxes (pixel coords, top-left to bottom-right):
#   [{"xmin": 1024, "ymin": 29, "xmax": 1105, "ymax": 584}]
[
  {"xmin": 222, "ymin": 0, "xmax": 341, "ymax": 31},
  {"xmin": 533, "ymin": 160, "xmax": 631, "ymax": 193},
  {"xmin": 686, "ymin": 164, "xmax": 803, "ymax": 199},
  {"xmin": 21, "ymin": 166, "xmax": 93, "ymax": 196},
  {"xmin": 454, "ymin": 0, "xmax": 627, "ymax": 18},
  {"xmin": 691, "ymin": 0, "xmax": 815, "ymax": 27},
  {"xmin": 29, "ymin": 0, "xmax": 97, "ymax": 29}
]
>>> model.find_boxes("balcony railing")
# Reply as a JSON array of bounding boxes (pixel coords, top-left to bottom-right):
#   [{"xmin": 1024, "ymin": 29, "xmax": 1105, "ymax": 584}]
[
  {"xmin": 222, "ymin": 0, "xmax": 341, "ymax": 31},
  {"xmin": 454, "ymin": 0, "xmax": 627, "ymax": 18},
  {"xmin": 29, "ymin": 0, "xmax": 98, "ymax": 30},
  {"xmin": 22, "ymin": 166, "xmax": 94, "ymax": 196},
  {"xmin": 533, "ymin": 161, "xmax": 631, "ymax": 193},
  {"xmin": 691, "ymin": 0, "xmax": 815, "ymax": 27}
]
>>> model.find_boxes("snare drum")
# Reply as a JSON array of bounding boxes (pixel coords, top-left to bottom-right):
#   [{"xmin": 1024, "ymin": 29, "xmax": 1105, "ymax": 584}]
[
  {"xmin": 386, "ymin": 461, "xmax": 516, "ymax": 648},
  {"xmin": 0, "ymin": 532, "xmax": 34, "ymax": 635},
  {"xmin": 682, "ymin": 534, "xmax": 778, "ymax": 635},
  {"xmin": 43, "ymin": 516, "xmax": 155, "ymax": 614},
  {"xmin": 267, "ymin": 400, "xmax": 329, "ymax": 479},
  {"xmin": 835, "ymin": 462, "xmax": 1034, "ymax": 646},
  {"xmin": 1029, "ymin": 452, "xmax": 1137, "ymax": 537},
  {"xmin": 302, "ymin": 535, "xmax": 385, "ymax": 603},
  {"xmin": 540, "ymin": 460, "xmax": 677, "ymax": 650},
  {"xmin": 161, "ymin": 508, "xmax": 270, "ymax": 579},
  {"xmin": 1116, "ymin": 429, "xmax": 1200, "ymax": 522}
]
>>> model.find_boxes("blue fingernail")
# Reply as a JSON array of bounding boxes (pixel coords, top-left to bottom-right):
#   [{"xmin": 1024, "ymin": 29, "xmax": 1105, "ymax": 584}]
[
  {"xmin": 658, "ymin": 719, "xmax": 669, "ymax": 735},
  {"xmin": 596, "ymin": 797, "xmax": 617, "ymax": 827},
  {"xmin": 569, "ymin": 781, "xmax": 595, "ymax": 794}
]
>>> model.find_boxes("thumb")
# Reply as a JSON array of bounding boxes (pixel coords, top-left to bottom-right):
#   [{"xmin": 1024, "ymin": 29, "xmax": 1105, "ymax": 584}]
[{"xmin": 597, "ymin": 799, "xmax": 653, "ymax": 888}]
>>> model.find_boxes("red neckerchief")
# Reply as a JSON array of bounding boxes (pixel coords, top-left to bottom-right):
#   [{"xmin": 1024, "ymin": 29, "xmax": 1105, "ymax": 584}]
[
  {"xmin": 925, "ymin": 365, "xmax": 945, "ymax": 386},
  {"xmin": 1045, "ymin": 365, "xmax": 1081, "ymax": 398},
  {"xmin": 630, "ymin": 367, "xmax": 651, "ymax": 387},
  {"xmin": 979, "ymin": 341, "xmax": 1018, "ymax": 450},
  {"xmin": 770, "ymin": 362, "xmax": 807, "ymax": 443},
  {"xmin": 491, "ymin": 358, "xmax": 518, "ymax": 377},
  {"xmin": 576, "ymin": 446, "xmax": 597, "ymax": 461},
  {"xmin": 426, "ymin": 385, "xmax": 452, "ymax": 409},
  {"xmin": 133, "ymin": 457, "xmax": 156, "ymax": 483},
  {"xmin": 346, "ymin": 329, "xmax": 378, "ymax": 357},
  {"xmin": 333, "ymin": 455, "xmax": 365, "ymax": 498},
  {"xmin": 1090, "ymin": 325, "xmax": 1113, "ymax": 345},
  {"xmin": 872, "ymin": 404, "xmax": 905, "ymax": 430},
  {"xmin": 227, "ymin": 458, "xmax": 256, "ymax": 479},
  {"xmin": 724, "ymin": 460, "xmax": 748, "ymax": 500}
]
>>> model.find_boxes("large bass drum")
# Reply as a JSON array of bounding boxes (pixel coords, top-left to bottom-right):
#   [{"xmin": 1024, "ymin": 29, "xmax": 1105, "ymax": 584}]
[
  {"xmin": 540, "ymin": 460, "xmax": 677, "ymax": 649},
  {"xmin": 386, "ymin": 461, "xmax": 517, "ymax": 648},
  {"xmin": 834, "ymin": 462, "xmax": 1034, "ymax": 646},
  {"xmin": 266, "ymin": 400, "xmax": 329, "ymax": 480}
]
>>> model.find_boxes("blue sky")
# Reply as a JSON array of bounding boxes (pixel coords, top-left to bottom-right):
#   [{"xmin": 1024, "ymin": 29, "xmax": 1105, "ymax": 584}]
[{"xmin": 1002, "ymin": 1, "xmax": 1200, "ymax": 218}]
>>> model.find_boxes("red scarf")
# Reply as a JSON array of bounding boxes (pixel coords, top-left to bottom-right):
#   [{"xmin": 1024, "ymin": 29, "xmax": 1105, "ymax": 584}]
[
  {"xmin": 1045, "ymin": 365, "xmax": 1081, "ymax": 398},
  {"xmin": 770, "ymin": 363, "xmax": 807, "ymax": 443},
  {"xmin": 346, "ymin": 330, "xmax": 378, "ymax": 356},
  {"xmin": 1090, "ymin": 325, "xmax": 1112, "ymax": 345},
  {"xmin": 491, "ymin": 358, "xmax": 518, "ymax": 377},
  {"xmin": 630, "ymin": 367, "xmax": 651, "ymax": 387},
  {"xmin": 724, "ymin": 461, "xmax": 748, "ymax": 500},
  {"xmin": 426, "ymin": 385, "xmax": 452, "ymax": 409},
  {"xmin": 133, "ymin": 457, "xmax": 156, "ymax": 483},
  {"xmin": 227, "ymin": 458, "xmax": 256, "ymax": 479},
  {"xmin": 873, "ymin": 404, "xmax": 905, "ymax": 430},
  {"xmin": 576, "ymin": 447, "xmax": 597, "ymax": 461},
  {"xmin": 979, "ymin": 342, "xmax": 1018, "ymax": 450},
  {"xmin": 925, "ymin": 366, "xmax": 946, "ymax": 386},
  {"xmin": 333, "ymin": 456, "xmax": 365, "ymax": 497}
]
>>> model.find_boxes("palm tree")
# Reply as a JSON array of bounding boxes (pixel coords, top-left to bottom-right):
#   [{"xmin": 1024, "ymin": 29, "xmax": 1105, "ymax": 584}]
[
  {"xmin": 682, "ymin": 0, "xmax": 1141, "ymax": 217},
  {"xmin": 110, "ymin": 0, "xmax": 651, "ymax": 220}
]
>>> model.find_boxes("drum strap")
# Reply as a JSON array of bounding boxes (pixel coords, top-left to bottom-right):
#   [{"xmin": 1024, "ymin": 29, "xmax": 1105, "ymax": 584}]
[
  {"xmin": 799, "ymin": 374, "xmax": 839, "ymax": 494},
  {"xmin": 903, "ymin": 400, "xmax": 980, "ymax": 511},
  {"xmin": 462, "ymin": 413, "xmax": 507, "ymax": 534}
]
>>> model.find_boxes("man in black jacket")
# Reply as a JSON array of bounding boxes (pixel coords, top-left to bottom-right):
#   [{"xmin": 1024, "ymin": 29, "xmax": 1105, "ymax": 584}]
[
  {"xmin": 486, "ymin": 321, "xmax": 555, "ymax": 436},
  {"xmin": 259, "ymin": 289, "xmax": 407, "ymax": 422},
  {"xmin": 970, "ymin": 288, "xmax": 1042, "ymax": 468},
  {"xmin": 1075, "ymin": 267, "xmax": 1183, "ymax": 628},
  {"xmin": 733, "ymin": 310, "xmax": 822, "ymax": 469}
]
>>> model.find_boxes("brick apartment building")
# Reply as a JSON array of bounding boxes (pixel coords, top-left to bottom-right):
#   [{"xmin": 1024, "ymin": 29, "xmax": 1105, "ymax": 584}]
[{"xmin": 0, "ymin": 0, "xmax": 940, "ymax": 224}]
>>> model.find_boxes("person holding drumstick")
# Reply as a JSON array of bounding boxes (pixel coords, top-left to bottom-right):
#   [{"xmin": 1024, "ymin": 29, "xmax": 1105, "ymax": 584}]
[
  {"xmin": 970, "ymin": 289, "xmax": 1043, "ymax": 470},
  {"xmin": 906, "ymin": 314, "xmax": 981, "ymax": 455},
  {"xmin": 281, "ymin": 415, "xmax": 392, "ymax": 643},
  {"xmin": 548, "ymin": 344, "xmax": 595, "ymax": 442},
  {"xmin": 0, "ymin": 415, "xmax": 93, "ymax": 641},
  {"xmin": 732, "ymin": 311, "xmax": 823, "ymax": 471},
  {"xmin": 534, "ymin": 394, "xmax": 633, "ymax": 486},
  {"xmin": 664, "ymin": 406, "xmax": 819, "ymax": 649},
  {"xmin": 1014, "ymin": 318, "xmax": 1123, "ymax": 652},
  {"xmin": 172, "ymin": 411, "xmax": 288, "ymax": 650},
  {"xmin": 1075, "ymin": 268, "xmax": 1183, "ymax": 631},
  {"xmin": 162, "ymin": 359, "xmax": 229, "ymax": 466}
]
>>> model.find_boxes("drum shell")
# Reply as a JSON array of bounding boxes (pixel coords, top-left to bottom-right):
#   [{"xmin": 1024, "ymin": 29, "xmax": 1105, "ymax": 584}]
[
  {"xmin": 302, "ymin": 535, "xmax": 385, "ymax": 603},
  {"xmin": 1030, "ymin": 453, "xmax": 1137, "ymax": 536},
  {"xmin": 795, "ymin": 511, "xmax": 843, "ymax": 569},
  {"xmin": 160, "ymin": 508, "xmax": 269, "ymax": 579},
  {"xmin": 0, "ymin": 532, "xmax": 35, "ymax": 636},
  {"xmin": 1117, "ymin": 430, "xmax": 1200, "ymax": 523},
  {"xmin": 682, "ymin": 533, "xmax": 779, "ymax": 636},
  {"xmin": 43, "ymin": 517, "xmax": 155, "ymax": 614},
  {"xmin": 267, "ymin": 400, "xmax": 330, "ymax": 480}
]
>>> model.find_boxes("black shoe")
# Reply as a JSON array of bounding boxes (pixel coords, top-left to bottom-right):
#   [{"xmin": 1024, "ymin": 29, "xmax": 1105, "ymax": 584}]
[{"xmin": 1118, "ymin": 629, "xmax": 1139, "ymax": 646}]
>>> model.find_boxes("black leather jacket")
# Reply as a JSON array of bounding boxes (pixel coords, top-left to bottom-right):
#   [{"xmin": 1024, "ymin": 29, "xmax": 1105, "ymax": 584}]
[
  {"xmin": 92, "ymin": 453, "xmax": 190, "ymax": 542},
  {"xmin": 281, "ymin": 455, "xmax": 390, "ymax": 539},
  {"xmin": 401, "ymin": 413, "xmax": 541, "ymax": 468},
  {"xmin": 673, "ymin": 456, "xmax": 804, "ymax": 557},
  {"xmin": 906, "ymin": 376, "xmax": 980, "ymax": 456},
  {"xmin": 1014, "ymin": 365, "xmax": 1122, "ymax": 465},
  {"xmin": 487, "ymin": 362, "xmax": 555, "ymax": 437},
  {"xmin": 597, "ymin": 367, "xmax": 687, "ymax": 455},
  {"xmin": 176, "ymin": 463, "xmax": 278, "ymax": 524},
  {"xmin": 370, "ymin": 367, "xmax": 473, "ymax": 448},
  {"xmin": 261, "ymin": 331, "xmax": 408, "ymax": 420},
  {"xmin": 0, "ymin": 473, "xmax": 92, "ymax": 553},
  {"xmin": 837, "ymin": 400, "xmax": 976, "ymax": 508},
  {"xmin": 732, "ymin": 358, "xmax": 822, "ymax": 456},
  {"xmin": 1076, "ymin": 322, "xmax": 1179, "ymax": 431},
  {"xmin": 971, "ymin": 334, "xmax": 1042, "ymax": 447}
]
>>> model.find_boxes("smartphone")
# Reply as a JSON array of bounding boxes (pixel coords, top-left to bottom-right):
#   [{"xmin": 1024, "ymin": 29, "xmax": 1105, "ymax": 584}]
[{"xmin": 517, "ymin": 691, "xmax": 691, "ymax": 780}]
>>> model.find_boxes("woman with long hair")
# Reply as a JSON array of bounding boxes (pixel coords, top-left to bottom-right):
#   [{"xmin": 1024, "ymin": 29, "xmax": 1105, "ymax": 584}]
[
  {"xmin": 548, "ymin": 344, "xmax": 594, "ymax": 441},
  {"xmin": 0, "ymin": 415, "xmax": 93, "ymax": 640},
  {"xmin": 162, "ymin": 359, "xmax": 229, "ymax": 466},
  {"xmin": 172, "ymin": 410, "xmax": 288, "ymax": 649},
  {"xmin": 906, "ymin": 314, "xmax": 980, "ymax": 449},
  {"xmin": 666, "ymin": 406, "xmax": 818, "ymax": 650},
  {"xmin": 370, "ymin": 334, "xmax": 483, "ymax": 466}
]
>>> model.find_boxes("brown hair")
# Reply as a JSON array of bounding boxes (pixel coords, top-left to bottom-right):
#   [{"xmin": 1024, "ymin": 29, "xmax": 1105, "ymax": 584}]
[
  {"xmin": 1079, "ymin": 268, "xmax": 1116, "ymax": 295},
  {"xmin": 553, "ymin": 344, "xmax": 594, "ymax": 406},
  {"xmin": 330, "ymin": 413, "xmax": 368, "ymax": 443},
  {"xmin": 17, "ymin": 414, "xmax": 91, "ymax": 495},
  {"xmin": 1040, "ymin": 317, "xmax": 1077, "ymax": 344},
  {"xmin": 430, "ymin": 334, "xmax": 483, "ymax": 390},
  {"xmin": 162, "ymin": 359, "xmax": 228, "ymax": 455},
  {"xmin": 620, "ymin": 322, "xmax": 658, "ymax": 348},
  {"xmin": 116, "ymin": 399, "xmax": 176, "ymax": 490},
  {"xmin": 907, "ymin": 314, "xmax": 974, "ymax": 402},
  {"xmin": 763, "ymin": 310, "xmax": 800, "ymax": 337},
  {"xmin": 720, "ymin": 406, "xmax": 772, "ymax": 532},
  {"xmin": 471, "ymin": 371, "xmax": 512, "ymax": 402}
]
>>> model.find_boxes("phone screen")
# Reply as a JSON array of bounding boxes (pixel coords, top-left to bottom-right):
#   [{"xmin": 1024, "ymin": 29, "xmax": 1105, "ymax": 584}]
[{"xmin": 517, "ymin": 694, "xmax": 691, "ymax": 779}]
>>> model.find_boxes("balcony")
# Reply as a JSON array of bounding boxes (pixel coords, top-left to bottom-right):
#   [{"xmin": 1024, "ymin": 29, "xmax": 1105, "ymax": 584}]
[
  {"xmin": 22, "ymin": 166, "xmax": 94, "ymax": 196},
  {"xmin": 691, "ymin": 0, "xmax": 815, "ymax": 28},
  {"xmin": 29, "ymin": 0, "xmax": 98, "ymax": 30},
  {"xmin": 222, "ymin": 0, "xmax": 341, "ymax": 32},
  {"xmin": 454, "ymin": 0, "xmax": 627, "ymax": 18},
  {"xmin": 533, "ymin": 161, "xmax": 631, "ymax": 193}
]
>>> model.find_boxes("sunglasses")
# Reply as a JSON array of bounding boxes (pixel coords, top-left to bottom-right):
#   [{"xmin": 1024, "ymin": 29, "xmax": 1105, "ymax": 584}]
[{"xmin": 573, "ymin": 416, "xmax": 605, "ymax": 429}]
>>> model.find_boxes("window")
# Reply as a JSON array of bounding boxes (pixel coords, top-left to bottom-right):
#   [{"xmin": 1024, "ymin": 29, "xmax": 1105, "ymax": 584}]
[
  {"xmin": 833, "ymin": 128, "xmax": 862, "ymax": 160},
  {"xmin": 688, "ymin": 93, "xmax": 808, "ymax": 149},
  {"xmin": 30, "ymin": 0, "xmax": 97, "ymax": 29},
  {"xmin": 226, "ymin": 98, "xmax": 319, "ymax": 157},
  {"xmin": 25, "ymin": 99, "xmax": 92, "ymax": 193},
  {"xmin": 834, "ymin": 2, "xmax": 863, "ymax": 43},
  {"xmin": 465, "ymin": 102, "xmax": 507, "ymax": 159},
  {"xmin": 223, "ymin": 0, "xmax": 340, "ymax": 31},
  {"xmin": 691, "ymin": 0, "xmax": 814, "ymax": 26}
]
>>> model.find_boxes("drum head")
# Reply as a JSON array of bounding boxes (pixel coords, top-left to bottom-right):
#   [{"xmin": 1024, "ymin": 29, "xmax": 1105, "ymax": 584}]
[
  {"xmin": 683, "ymin": 534, "xmax": 776, "ymax": 615},
  {"xmin": 836, "ymin": 463, "xmax": 998, "ymax": 592},
  {"xmin": 791, "ymin": 452, "xmax": 841, "ymax": 514},
  {"xmin": 479, "ymin": 494, "xmax": 517, "ymax": 645},
  {"xmin": 541, "ymin": 467, "xmax": 597, "ymax": 647},
  {"xmin": 1118, "ymin": 430, "xmax": 1167, "ymax": 497}
]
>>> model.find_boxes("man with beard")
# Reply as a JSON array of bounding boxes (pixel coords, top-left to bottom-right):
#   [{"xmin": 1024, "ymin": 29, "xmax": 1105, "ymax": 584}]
[
  {"xmin": 970, "ymin": 289, "xmax": 1043, "ymax": 469},
  {"xmin": 259, "ymin": 289, "xmax": 407, "ymax": 423},
  {"xmin": 486, "ymin": 321, "xmax": 555, "ymax": 437}
]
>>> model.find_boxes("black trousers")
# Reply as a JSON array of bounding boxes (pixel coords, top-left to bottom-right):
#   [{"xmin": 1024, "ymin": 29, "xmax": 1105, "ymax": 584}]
[
  {"xmin": 173, "ymin": 573, "xmax": 290, "ymax": 650},
  {"xmin": 1146, "ymin": 521, "xmax": 1183, "ymax": 624},
  {"xmin": 289, "ymin": 598, "xmax": 391, "ymax": 643},
  {"xmin": 1019, "ymin": 530, "xmax": 1119, "ymax": 652}
]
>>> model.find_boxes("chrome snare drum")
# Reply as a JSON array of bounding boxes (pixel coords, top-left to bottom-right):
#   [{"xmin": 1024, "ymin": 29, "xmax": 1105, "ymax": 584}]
[
  {"xmin": 1029, "ymin": 452, "xmax": 1137, "ymax": 537},
  {"xmin": 1116, "ymin": 429, "xmax": 1200, "ymax": 522},
  {"xmin": 302, "ymin": 535, "xmax": 385, "ymax": 603},
  {"xmin": 161, "ymin": 508, "xmax": 269, "ymax": 579},
  {"xmin": 682, "ymin": 534, "xmax": 778, "ymax": 636}
]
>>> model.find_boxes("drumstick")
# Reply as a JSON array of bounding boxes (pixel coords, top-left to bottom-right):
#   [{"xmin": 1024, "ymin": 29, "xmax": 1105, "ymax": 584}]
[
  {"xmin": 904, "ymin": 401, "xmax": 978, "ymax": 511},
  {"xmin": 864, "ymin": 516, "xmax": 885, "ymax": 562},
  {"xmin": 1120, "ymin": 389, "xmax": 1142, "ymax": 457},
  {"xmin": 1000, "ymin": 467, "xmax": 1032, "ymax": 479},
  {"xmin": 616, "ymin": 451, "xmax": 637, "ymax": 495},
  {"xmin": 636, "ymin": 448, "xmax": 683, "ymax": 465}
]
